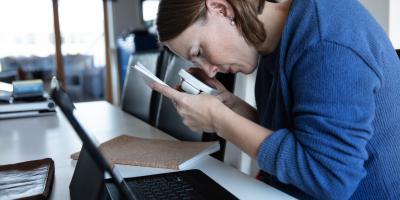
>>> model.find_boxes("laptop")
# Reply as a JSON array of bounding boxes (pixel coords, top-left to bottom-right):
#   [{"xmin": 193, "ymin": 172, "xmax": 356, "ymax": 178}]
[{"xmin": 50, "ymin": 78, "xmax": 238, "ymax": 200}]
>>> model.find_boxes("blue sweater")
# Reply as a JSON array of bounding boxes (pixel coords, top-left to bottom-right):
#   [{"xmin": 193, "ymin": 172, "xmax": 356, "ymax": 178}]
[{"xmin": 255, "ymin": 0, "xmax": 400, "ymax": 199}]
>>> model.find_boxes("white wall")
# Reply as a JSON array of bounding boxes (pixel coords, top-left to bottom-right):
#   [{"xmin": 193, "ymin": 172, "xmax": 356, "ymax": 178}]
[
  {"xmin": 358, "ymin": 0, "xmax": 390, "ymax": 33},
  {"xmin": 359, "ymin": 0, "xmax": 400, "ymax": 48},
  {"xmin": 110, "ymin": 0, "xmax": 144, "ymax": 39},
  {"xmin": 389, "ymin": 0, "xmax": 400, "ymax": 48}
]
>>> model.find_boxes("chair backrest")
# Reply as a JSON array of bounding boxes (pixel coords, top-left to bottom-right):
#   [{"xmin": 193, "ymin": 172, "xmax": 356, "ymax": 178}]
[{"xmin": 120, "ymin": 51, "xmax": 161, "ymax": 124}]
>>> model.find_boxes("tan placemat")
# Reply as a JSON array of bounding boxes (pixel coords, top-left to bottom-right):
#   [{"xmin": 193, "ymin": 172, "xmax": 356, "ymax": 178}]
[{"xmin": 71, "ymin": 135, "xmax": 218, "ymax": 169}]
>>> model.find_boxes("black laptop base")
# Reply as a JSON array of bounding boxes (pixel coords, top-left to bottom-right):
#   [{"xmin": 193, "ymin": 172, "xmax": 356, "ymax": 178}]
[
  {"xmin": 70, "ymin": 147, "xmax": 237, "ymax": 200},
  {"xmin": 104, "ymin": 169, "xmax": 238, "ymax": 200}
]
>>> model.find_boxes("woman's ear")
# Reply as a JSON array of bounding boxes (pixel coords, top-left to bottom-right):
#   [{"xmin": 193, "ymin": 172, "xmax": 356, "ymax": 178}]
[{"xmin": 205, "ymin": 0, "xmax": 234, "ymax": 18}]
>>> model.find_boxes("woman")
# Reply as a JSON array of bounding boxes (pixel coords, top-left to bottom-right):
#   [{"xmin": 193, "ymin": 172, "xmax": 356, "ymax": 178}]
[{"xmin": 151, "ymin": 0, "xmax": 400, "ymax": 199}]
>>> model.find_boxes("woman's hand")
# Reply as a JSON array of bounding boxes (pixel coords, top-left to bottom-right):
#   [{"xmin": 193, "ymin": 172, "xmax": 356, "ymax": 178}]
[
  {"xmin": 152, "ymin": 80, "xmax": 271, "ymax": 159},
  {"xmin": 187, "ymin": 68, "xmax": 258, "ymax": 122},
  {"xmin": 151, "ymin": 82, "xmax": 224, "ymax": 133},
  {"xmin": 186, "ymin": 68, "xmax": 238, "ymax": 109}
]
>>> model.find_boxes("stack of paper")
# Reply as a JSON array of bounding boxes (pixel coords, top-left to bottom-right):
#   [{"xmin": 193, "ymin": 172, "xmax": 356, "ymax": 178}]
[{"xmin": 131, "ymin": 61, "xmax": 168, "ymax": 86}]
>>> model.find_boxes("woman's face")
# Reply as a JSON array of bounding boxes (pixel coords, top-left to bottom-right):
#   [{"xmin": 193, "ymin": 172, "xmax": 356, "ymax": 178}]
[{"xmin": 165, "ymin": 11, "xmax": 259, "ymax": 77}]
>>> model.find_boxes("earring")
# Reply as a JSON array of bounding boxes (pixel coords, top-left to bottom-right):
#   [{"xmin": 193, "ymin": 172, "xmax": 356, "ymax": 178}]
[{"xmin": 229, "ymin": 16, "xmax": 235, "ymax": 26}]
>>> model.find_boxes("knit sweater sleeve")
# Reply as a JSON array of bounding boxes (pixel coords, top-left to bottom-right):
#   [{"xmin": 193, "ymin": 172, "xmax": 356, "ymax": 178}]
[{"xmin": 256, "ymin": 41, "xmax": 381, "ymax": 200}]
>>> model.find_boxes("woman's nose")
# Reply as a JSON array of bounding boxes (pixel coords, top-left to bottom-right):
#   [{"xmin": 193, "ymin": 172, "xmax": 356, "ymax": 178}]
[{"xmin": 205, "ymin": 65, "xmax": 218, "ymax": 77}]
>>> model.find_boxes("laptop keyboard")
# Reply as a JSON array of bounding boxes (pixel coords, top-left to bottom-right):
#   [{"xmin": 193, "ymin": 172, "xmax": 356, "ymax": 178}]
[{"xmin": 127, "ymin": 173, "xmax": 201, "ymax": 200}]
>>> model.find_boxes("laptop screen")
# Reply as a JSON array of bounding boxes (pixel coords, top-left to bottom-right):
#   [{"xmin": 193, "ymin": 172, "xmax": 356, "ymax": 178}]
[{"xmin": 50, "ymin": 77, "xmax": 136, "ymax": 199}]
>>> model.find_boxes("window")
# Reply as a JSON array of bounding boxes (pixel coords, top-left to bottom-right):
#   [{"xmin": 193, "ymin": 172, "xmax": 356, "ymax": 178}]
[
  {"xmin": 142, "ymin": 0, "xmax": 159, "ymax": 24},
  {"xmin": 0, "ymin": 0, "xmax": 55, "ymax": 86},
  {"xmin": 58, "ymin": 0, "xmax": 106, "ymax": 101},
  {"xmin": 0, "ymin": 0, "xmax": 108, "ymax": 102}
]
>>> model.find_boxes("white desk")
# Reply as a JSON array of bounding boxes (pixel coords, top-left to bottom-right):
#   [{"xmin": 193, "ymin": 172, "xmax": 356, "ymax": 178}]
[{"xmin": 0, "ymin": 101, "xmax": 295, "ymax": 200}]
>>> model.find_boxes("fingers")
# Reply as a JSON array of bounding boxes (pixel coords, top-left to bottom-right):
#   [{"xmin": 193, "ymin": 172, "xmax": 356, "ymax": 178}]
[
  {"xmin": 215, "ymin": 94, "xmax": 224, "ymax": 102},
  {"xmin": 151, "ymin": 82, "xmax": 184, "ymax": 101},
  {"xmin": 175, "ymin": 84, "xmax": 184, "ymax": 92},
  {"xmin": 215, "ymin": 92, "xmax": 236, "ymax": 109}
]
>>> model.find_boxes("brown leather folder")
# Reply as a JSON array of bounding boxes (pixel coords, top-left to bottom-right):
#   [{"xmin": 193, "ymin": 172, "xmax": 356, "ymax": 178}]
[{"xmin": 0, "ymin": 158, "xmax": 55, "ymax": 200}]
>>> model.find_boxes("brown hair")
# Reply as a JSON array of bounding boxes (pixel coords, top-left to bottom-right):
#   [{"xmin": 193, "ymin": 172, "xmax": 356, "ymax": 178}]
[{"xmin": 156, "ymin": 0, "xmax": 266, "ymax": 49}]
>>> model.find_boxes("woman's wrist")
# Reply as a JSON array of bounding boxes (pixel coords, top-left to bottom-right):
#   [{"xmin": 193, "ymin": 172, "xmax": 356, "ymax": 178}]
[{"xmin": 211, "ymin": 98, "xmax": 231, "ymax": 138}]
